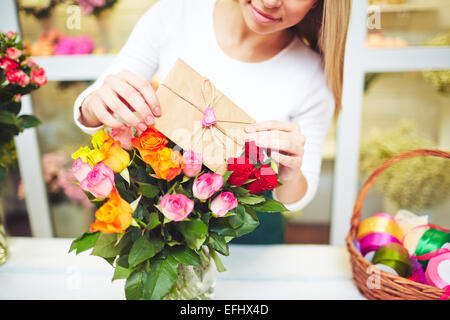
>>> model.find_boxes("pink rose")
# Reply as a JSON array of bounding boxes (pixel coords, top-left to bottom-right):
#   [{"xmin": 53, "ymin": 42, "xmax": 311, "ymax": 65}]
[
  {"xmin": 72, "ymin": 158, "xmax": 93, "ymax": 183},
  {"xmin": 182, "ymin": 150, "xmax": 203, "ymax": 178},
  {"xmin": 80, "ymin": 162, "xmax": 115, "ymax": 198},
  {"xmin": 6, "ymin": 69, "xmax": 30, "ymax": 87},
  {"xmin": 192, "ymin": 173, "xmax": 223, "ymax": 200},
  {"xmin": 5, "ymin": 31, "xmax": 16, "ymax": 39},
  {"xmin": 210, "ymin": 192, "xmax": 238, "ymax": 217},
  {"xmin": 73, "ymin": 35, "xmax": 94, "ymax": 55},
  {"xmin": 5, "ymin": 47, "xmax": 22, "ymax": 60},
  {"xmin": 21, "ymin": 58, "xmax": 37, "ymax": 68},
  {"xmin": 110, "ymin": 126, "xmax": 133, "ymax": 150},
  {"xmin": 31, "ymin": 68, "xmax": 47, "ymax": 86},
  {"xmin": 13, "ymin": 94, "xmax": 22, "ymax": 102},
  {"xmin": 159, "ymin": 193, "xmax": 194, "ymax": 222},
  {"xmin": 0, "ymin": 58, "xmax": 19, "ymax": 70}
]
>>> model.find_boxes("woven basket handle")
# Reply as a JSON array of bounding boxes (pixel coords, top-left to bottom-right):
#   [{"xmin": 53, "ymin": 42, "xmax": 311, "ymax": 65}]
[{"xmin": 350, "ymin": 149, "xmax": 450, "ymax": 232}]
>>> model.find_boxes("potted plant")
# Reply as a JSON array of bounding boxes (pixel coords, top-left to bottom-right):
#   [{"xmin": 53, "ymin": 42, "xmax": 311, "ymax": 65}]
[{"xmin": 0, "ymin": 30, "xmax": 47, "ymax": 265}]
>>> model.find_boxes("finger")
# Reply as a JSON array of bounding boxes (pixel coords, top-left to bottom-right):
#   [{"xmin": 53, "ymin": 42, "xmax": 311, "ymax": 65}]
[
  {"xmin": 245, "ymin": 120, "xmax": 300, "ymax": 133},
  {"xmin": 98, "ymin": 87, "xmax": 145, "ymax": 131},
  {"xmin": 105, "ymin": 74, "xmax": 153, "ymax": 125},
  {"xmin": 270, "ymin": 150, "xmax": 302, "ymax": 169},
  {"xmin": 90, "ymin": 97, "xmax": 124, "ymax": 129},
  {"xmin": 117, "ymin": 69, "xmax": 161, "ymax": 118}
]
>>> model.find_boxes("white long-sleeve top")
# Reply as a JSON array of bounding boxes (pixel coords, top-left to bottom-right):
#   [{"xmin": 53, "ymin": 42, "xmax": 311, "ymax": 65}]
[{"xmin": 73, "ymin": 0, "xmax": 335, "ymax": 212}]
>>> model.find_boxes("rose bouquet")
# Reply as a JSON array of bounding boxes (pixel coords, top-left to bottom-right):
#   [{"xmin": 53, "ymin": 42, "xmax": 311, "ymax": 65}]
[
  {"xmin": 69, "ymin": 125, "xmax": 288, "ymax": 300},
  {"xmin": 0, "ymin": 30, "xmax": 47, "ymax": 182}
]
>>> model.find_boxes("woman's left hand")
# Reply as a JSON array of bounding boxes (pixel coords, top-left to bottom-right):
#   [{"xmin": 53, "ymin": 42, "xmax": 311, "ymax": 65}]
[{"xmin": 244, "ymin": 120, "xmax": 306, "ymax": 183}]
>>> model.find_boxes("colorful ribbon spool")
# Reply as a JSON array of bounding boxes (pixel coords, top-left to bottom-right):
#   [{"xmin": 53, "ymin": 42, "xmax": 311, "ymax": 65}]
[
  {"xmin": 425, "ymin": 252, "xmax": 450, "ymax": 290},
  {"xmin": 414, "ymin": 227, "xmax": 450, "ymax": 270},
  {"xmin": 357, "ymin": 213, "xmax": 404, "ymax": 261},
  {"xmin": 372, "ymin": 243, "xmax": 412, "ymax": 278}
]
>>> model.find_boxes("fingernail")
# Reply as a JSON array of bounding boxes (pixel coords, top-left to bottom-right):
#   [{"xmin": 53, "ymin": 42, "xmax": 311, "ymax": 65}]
[
  {"xmin": 245, "ymin": 125, "xmax": 255, "ymax": 132},
  {"xmin": 138, "ymin": 123, "xmax": 147, "ymax": 131},
  {"xmin": 145, "ymin": 116, "xmax": 154, "ymax": 125},
  {"xmin": 154, "ymin": 106, "xmax": 161, "ymax": 116}
]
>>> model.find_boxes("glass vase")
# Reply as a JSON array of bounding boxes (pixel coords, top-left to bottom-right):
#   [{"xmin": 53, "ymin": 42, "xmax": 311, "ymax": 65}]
[{"xmin": 163, "ymin": 249, "xmax": 216, "ymax": 300}]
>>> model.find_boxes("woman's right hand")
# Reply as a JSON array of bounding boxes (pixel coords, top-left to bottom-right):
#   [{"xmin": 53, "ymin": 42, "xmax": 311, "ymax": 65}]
[{"xmin": 79, "ymin": 69, "xmax": 161, "ymax": 131}]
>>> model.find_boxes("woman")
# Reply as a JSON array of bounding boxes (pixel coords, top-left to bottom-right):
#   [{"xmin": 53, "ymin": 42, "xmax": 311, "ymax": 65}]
[{"xmin": 74, "ymin": 0, "xmax": 351, "ymax": 244}]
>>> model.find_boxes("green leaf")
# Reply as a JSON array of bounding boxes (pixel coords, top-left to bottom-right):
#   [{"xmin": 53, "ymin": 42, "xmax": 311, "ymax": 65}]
[
  {"xmin": 69, "ymin": 232, "xmax": 100, "ymax": 255},
  {"xmin": 232, "ymin": 207, "xmax": 260, "ymax": 238},
  {"xmin": 112, "ymin": 264, "xmax": 132, "ymax": 282},
  {"xmin": 176, "ymin": 219, "xmax": 208, "ymax": 240},
  {"xmin": 209, "ymin": 249, "xmax": 226, "ymax": 272},
  {"xmin": 18, "ymin": 114, "xmax": 40, "ymax": 129},
  {"xmin": 170, "ymin": 246, "xmax": 201, "ymax": 266},
  {"xmin": 130, "ymin": 195, "xmax": 142, "ymax": 213},
  {"xmin": 0, "ymin": 110, "xmax": 18, "ymax": 125},
  {"xmin": 125, "ymin": 269, "xmax": 147, "ymax": 300},
  {"xmin": 137, "ymin": 181, "xmax": 160, "ymax": 198},
  {"xmin": 91, "ymin": 233, "xmax": 121, "ymax": 258},
  {"xmin": 252, "ymin": 198, "xmax": 289, "ymax": 212},
  {"xmin": 238, "ymin": 195, "xmax": 265, "ymax": 205},
  {"xmin": 176, "ymin": 219, "xmax": 208, "ymax": 250},
  {"xmin": 231, "ymin": 186, "xmax": 250, "ymax": 197},
  {"xmin": 228, "ymin": 204, "xmax": 246, "ymax": 229},
  {"xmin": 181, "ymin": 175, "xmax": 191, "ymax": 183},
  {"xmin": 222, "ymin": 170, "xmax": 233, "ymax": 185},
  {"xmin": 209, "ymin": 219, "xmax": 236, "ymax": 237},
  {"xmin": 146, "ymin": 211, "xmax": 161, "ymax": 230},
  {"xmin": 116, "ymin": 255, "xmax": 130, "ymax": 268},
  {"xmin": 120, "ymin": 167, "xmax": 130, "ymax": 185},
  {"xmin": 128, "ymin": 235, "xmax": 164, "ymax": 268},
  {"xmin": 208, "ymin": 233, "xmax": 229, "ymax": 256},
  {"xmin": 142, "ymin": 255, "xmax": 179, "ymax": 300}
]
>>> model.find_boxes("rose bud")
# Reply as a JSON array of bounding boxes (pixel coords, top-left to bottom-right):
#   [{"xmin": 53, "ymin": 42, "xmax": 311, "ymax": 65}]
[
  {"xmin": 182, "ymin": 150, "xmax": 203, "ymax": 178},
  {"xmin": 159, "ymin": 193, "xmax": 194, "ymax": 222},
  {"xmin": 192, "ymin": 173, "xmax": 223, "ymax": 200},
  {"xmin": 210, "ymin": 192, "xmax": 238, "ymax": 217}
]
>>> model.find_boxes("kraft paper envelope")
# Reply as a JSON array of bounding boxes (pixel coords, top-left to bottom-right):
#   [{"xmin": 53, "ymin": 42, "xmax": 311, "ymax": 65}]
[{"xmin": 154, "ymin": 58, "xmax": 255, "ymax": 175}]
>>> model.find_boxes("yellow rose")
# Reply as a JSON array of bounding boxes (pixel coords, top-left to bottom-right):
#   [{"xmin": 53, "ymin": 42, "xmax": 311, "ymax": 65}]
[{"xmin": 100, "ymin": 138, "xmax": 130, "ymax": 173}]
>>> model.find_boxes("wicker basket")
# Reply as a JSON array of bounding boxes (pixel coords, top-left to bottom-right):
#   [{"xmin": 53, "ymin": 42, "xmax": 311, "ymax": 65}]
[{"xmin": 346, "ymin": 149, "xmax": 450, "ymax": 300}]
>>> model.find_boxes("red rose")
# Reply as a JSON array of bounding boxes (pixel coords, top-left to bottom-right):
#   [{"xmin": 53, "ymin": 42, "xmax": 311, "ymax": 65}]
[
  {"xmin": 245, "ymin": 140, "xmax": 265, "ymax": 164},
  {"xmin": 5, "ymin": 47, "xmax": 22, "ymax": 60},
  {"xmin": 31, "ymin": 68, "xmax": 47, "ymax": 86},
  {"xmin": 247, "ymin": 164, "xmax": 278, "ymax": 195},
  {"xmin": 6, "ymin": 69, "xmax": 30, "ymax": 87},
  {"xmin": 0, "ymin": 58, "xmax": 19, "ymax": 70},
  {"xmin": 227, "ymin": 156, "xmax": 255, "ymax": 187}
]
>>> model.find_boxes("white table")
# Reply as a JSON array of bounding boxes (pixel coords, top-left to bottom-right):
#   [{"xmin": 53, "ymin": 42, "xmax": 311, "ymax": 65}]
[{"xmin": 0, "ymin": 237, "xmax": 365, "ymax": 300}]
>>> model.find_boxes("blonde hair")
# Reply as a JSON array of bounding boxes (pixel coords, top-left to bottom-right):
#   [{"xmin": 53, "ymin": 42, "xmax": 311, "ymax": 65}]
[{"xmin": 294, "ymin": 0, "xmax": 351, "ymax": 114}]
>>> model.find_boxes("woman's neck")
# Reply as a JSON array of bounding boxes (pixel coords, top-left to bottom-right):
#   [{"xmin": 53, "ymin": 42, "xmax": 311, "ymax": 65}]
[{"xmin": 214, "ymin": 0, "xmax": 294, "ymax": 63}]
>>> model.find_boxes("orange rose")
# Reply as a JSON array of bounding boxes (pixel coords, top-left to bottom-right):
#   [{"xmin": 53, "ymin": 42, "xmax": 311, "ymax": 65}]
[
  {"xmin": 149, "ymin": 147, "xmax": 183, "ymax": 181},
  {"xmin": 100, "ymin": 138, "xmax": 130, "ymax": 173},
  {"xmin": 90, "ymin": 188, "xmax": 133, "ymax": 234},
  {"xmin": 131, "ymin": 127, "xmax": 167, "ymax": 164}
]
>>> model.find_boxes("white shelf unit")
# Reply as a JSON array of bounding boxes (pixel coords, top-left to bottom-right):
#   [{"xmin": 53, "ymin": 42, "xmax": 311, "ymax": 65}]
[
  {"xmin": 33, "ymin": 55, "xmax": 115, "ymax": 81},
  {"xmin": 331, "ymin": 0, "xmax": 450, "ymax": 245},
  {"xmin": 1, "ymin": 0, "xmax": 449, "ymax": 241}
]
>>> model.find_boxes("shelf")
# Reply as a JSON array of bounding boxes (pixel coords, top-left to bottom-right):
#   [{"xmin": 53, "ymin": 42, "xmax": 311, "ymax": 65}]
[
  {"xmin": 33, "ymin": 54, "xmax": 116, "ymax": 81},
  {"xmin": 360, "ymin": 47, "xmax": 450, "ymax": 72},
  {"xmin": 371, "ymin": 0, "xmax": 446, "ymax": 13}
]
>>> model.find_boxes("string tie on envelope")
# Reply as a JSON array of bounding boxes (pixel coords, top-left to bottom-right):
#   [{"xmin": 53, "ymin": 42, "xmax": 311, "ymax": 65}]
[{"xmin": 160, "ymin": 77, "xmax": 253, "ymax": 155}]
